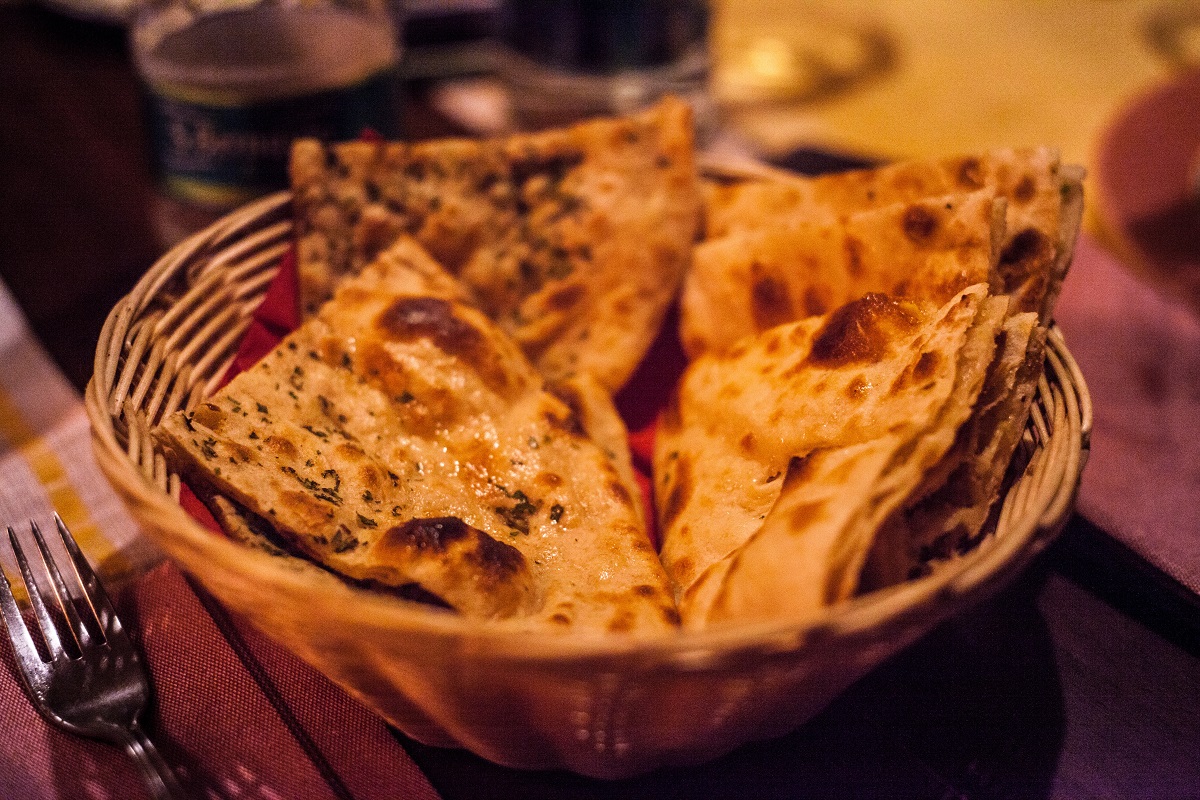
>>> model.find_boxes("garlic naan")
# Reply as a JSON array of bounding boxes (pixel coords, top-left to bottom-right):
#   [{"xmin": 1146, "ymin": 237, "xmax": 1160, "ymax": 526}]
[
  {"xmin": 656, "ymin": 285, "xmax": 1007, "ymax": 628},
  {"xmin": 290, "ymin": 96, "xmax": 701, "ymax": 392},
  {"xmin": 155, "ymin": 237, "xmax": 679, "ymax": 635}
]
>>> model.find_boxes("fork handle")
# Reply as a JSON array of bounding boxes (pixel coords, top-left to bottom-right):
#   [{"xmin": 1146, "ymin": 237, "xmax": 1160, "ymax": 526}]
[{"xmin": 115, "ymin": 720, "xmax": 189, "ymax": 799}]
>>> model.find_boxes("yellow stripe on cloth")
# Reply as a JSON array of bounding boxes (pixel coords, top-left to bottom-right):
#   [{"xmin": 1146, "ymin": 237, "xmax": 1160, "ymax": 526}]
[{"xmin": 0, "ymin": 384, "xmax": 133, "ymax": 596}]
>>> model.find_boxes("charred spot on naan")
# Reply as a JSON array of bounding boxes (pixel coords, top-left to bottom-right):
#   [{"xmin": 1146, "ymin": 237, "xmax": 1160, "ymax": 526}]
[
  {"xmin": 750, "ymin": 262, "xmax": 796, "ymax": 330},
  {"xmin": 658, "ymin": 451, "xmax": 693, "ymax": 533},
  {"xmin": 375, "ymin": 296, "xmax": 511, "ymax": 389},
  {"xmin": 901, "ymin": 204, "xmax": 942, "ymax": 244},
  {"xmin": 1011, "ymin": 174, "xmax": 1037, "ymax": 205},
  {"xmin": 953, "ymin": 156, "xmax": 985, "ymax": 190},
  {"xmin": 997, "ymin": 227, "xmax": 1055, "ymax": 313},
  {"xmin": 806, "ymin": 293, "xmax": 922, "ymax": 367},
  {"xmin": 843, "ymin": 236, "xmax": 866, "ymax": 277},
  {"xmin": 377, "ymin": 516, "xmax": 530, "ymax": 592}
]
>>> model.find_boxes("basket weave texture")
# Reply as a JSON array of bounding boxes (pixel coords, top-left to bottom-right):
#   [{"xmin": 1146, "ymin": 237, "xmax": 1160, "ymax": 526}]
[{"xmin": 86, "ymin": 180, "xmax": 1092, "ymax": 779}]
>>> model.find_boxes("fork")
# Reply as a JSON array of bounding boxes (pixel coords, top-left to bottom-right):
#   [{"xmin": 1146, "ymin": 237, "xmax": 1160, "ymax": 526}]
[{"xmin": 0, "ymin": 516, "xmax": 187, "ymax": 799}]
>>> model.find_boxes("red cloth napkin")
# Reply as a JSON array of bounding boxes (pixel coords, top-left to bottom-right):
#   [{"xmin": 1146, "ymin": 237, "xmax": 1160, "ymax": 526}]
[
  {"xmin": 1, "ymin": 249, "xmax": 444, "ymax": 799},
  {"xmin": 0, "ymin": 244, "xmax": 692, "ymax": 800},
  {"xmin": 1, "ymin": 562, "xmax": 442, "ymax": 800}
]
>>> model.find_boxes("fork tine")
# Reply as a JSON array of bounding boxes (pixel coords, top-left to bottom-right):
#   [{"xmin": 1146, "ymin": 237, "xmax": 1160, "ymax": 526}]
[
  {"xmin": 31, "ymin": 519, "xmax": 95, "ymax": 651},
  {"xmin": 53, "ymin": 514, "xmax": 125, "ymax": 647},
  {"xmin": 0, "ymin": 535, "xmax": 50, "ymax": 681},
  {"xmin": 9, "ymin": 526, "xmax": 67, "ymax": 661}
]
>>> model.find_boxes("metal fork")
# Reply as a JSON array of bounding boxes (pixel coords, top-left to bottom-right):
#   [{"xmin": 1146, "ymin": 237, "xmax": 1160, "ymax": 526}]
[{"xmin": 0, "ymin": 516, "xmax": 186, "ymax": 799}]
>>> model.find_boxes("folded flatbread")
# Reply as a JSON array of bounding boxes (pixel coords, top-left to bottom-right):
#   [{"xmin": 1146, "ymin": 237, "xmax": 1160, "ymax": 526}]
[
  {"xmin": 155, "ymin": 237, "xmax": 679, "ymax": 635},
  {"xmin": 683, "ymin": 187, "xmax": 1005, "ymax": 357},
  {"xmin": 656, "ymin": 285, "xmax": 1008, "ymax": 627},
  {"xmin": 690, "ymin": 147, "xmax": 1084, "ymax": 357},
  {"xmin": 680, "ymin": 148, "xmax": 1084, "ymax": 590},
  {"xmin": 859, "ymin": 307, "xmax": 1040, "ymax": 588},
  {"xmin": 290, "ymin": 96, "xmax": 701, "ymax": 392}
]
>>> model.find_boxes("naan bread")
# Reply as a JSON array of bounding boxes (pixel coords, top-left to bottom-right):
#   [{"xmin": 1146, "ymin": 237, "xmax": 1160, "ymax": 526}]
[
  {"xmin": 155, "ymin": 236, "xmax": 679, "ymax": 635},
  {"xmin": 683, "ymin": 148, "xmax": 1084, "ymax": 588},
  {"xmin": 655, "ymin": 285, "xmax": 1007, "ymax": 628},
  {"xmin": 682, "ymin": 188, "xmax": 1005, "ymax": 357},
  {"xmin": 861, "ymin": 309, "xmax": 1040, "ymax": 588},
  {"xmin": 290, "ymin": 96, "xmax": 701, "ymax": 392},
  {"xmin": 700, "ymin": 147, "xmax": 1083, "ymax": 327},
  {"xmin": 805, "ymin": 148, "xmax": 1083, "ymax": 323}
]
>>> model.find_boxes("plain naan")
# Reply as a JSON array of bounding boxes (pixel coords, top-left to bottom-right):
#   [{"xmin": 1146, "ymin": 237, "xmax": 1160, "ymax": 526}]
[
  {"xmin": 683, "ymin": 187, "xmax": 1005, "ymax": 357},
  {"xmin": 656, "ymin": 285, "xmax": 1007, "ymax": 627},
  {"xmin": 700, "ymin": 147, "xmax": 1083, "ymax": 327},
  {"xmin": 683, "ymin": 148, "xmax": 1083, "ymax": 588}
]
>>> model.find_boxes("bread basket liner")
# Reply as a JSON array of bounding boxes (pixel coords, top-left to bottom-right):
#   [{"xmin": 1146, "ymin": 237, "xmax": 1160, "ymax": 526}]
[{"xmin": 85, "ymin": 172, "xmax": 1092, "ymax": 779}]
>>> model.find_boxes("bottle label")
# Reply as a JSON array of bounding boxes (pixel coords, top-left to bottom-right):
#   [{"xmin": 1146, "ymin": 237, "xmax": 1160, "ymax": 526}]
[{"xmin": 143, "ymin": 70, "xmax": 399, "ymax": 208}]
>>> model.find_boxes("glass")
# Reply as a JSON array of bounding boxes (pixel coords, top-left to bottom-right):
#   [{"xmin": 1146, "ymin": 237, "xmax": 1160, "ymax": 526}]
[
  {"xmin": 495, "ymin": 0, "xmax": 715, "ymax": 138},
  {"xmin": 130, "ymin": 0, "xmax": 403, "ymax": 244}
]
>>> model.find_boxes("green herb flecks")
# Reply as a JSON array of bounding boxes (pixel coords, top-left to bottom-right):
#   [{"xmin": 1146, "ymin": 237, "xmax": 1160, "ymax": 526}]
[
  {"xmin": 281, "ymin": 465, "xmax": 343, "ymax": 506},
  {"xmin": 302, "ymin": 425, "xmax": 329, "ymax": 439},
  {"xmin": 495, "ymin": 489, "xmax": 542, "ymax": 534},
  {"xmin": 330, "ymin": 526, "xmax": 360, "ymax": 553}
]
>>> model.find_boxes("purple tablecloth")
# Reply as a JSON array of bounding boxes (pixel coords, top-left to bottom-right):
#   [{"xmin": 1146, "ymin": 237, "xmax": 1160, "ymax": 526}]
[{"xmin": 1055, "ymin": 232, "xmax": 1200, "ymax": 596}]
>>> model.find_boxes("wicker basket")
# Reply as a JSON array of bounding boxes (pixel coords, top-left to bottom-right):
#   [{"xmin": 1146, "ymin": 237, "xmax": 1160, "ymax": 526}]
[{"xmin": 86, "ymin": 174, "xmax": 1092, "ymax": 779}]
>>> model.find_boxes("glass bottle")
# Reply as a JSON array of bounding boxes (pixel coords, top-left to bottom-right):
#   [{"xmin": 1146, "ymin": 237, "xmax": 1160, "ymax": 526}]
[
  {"xmin": 495, "ymin": 0, "xmax": 715, "ymax": 139},
  {"xmin": 130, "ymin": 0, "xmax": 403, "ymax": 244}
]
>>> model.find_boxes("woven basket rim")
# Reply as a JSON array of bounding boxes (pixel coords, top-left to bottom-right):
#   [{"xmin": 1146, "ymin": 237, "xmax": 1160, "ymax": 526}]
[{"xmin": 86, "ymin": 170, "xmax": 1092, "ymax": 665}]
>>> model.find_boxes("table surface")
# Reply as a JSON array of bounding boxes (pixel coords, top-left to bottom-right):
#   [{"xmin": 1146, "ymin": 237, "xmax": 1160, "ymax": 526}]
[{"xmin": 2, "ymin": 6, "xmax": 1200, "ymax": 799}]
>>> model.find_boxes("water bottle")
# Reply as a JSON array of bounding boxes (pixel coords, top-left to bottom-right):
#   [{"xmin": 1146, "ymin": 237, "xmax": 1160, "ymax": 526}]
[{"xmin": 130, "ymin": 0, "xmax": 403, "ymax": 242}]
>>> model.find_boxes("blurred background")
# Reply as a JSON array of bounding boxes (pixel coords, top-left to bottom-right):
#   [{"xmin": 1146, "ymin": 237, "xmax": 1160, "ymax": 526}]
[
  {"xmin": 1, "ymin": 0, "xmax": 1198, "ymax": 386},
  {"xmin": 4, "ymin": 3, "xmax": 1200, "ymax": 796}
]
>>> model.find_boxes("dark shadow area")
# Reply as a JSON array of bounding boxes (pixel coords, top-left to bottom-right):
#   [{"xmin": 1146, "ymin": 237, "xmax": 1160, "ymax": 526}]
[
  {"xmin": 1125, "ymin": 197, "xmax": 1200, "ymax": 265},
  {"xmin": 1047, "ymin": 515, "xmax": 1200, "ymax": 658},
  {"xmin": 852, "ymin": 562, "xmax": 1065, "ymax": 799},
  {"xmin": 614, "ymin": 303, "xmax": 688, "ymax": 437},
  {"xmin": 1123, "ymin": 197, "xmax": 1200, "ymax": 318},
  {"xmin": 399, "ymin": 562, "xmax": 1066, "ymax": 800},
  {"xmin": 772, "ymin": 147, "xmax": 877, "ymax": 177},
  {"xmin": 0, "ymin": 6, "xmax": 161, "ymax": 392}
]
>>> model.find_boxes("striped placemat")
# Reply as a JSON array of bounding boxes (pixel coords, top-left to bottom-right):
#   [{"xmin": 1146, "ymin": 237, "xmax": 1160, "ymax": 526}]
[{"xmin": 0, "ymin": 278, "xmax": 161, "ymax": 591}]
